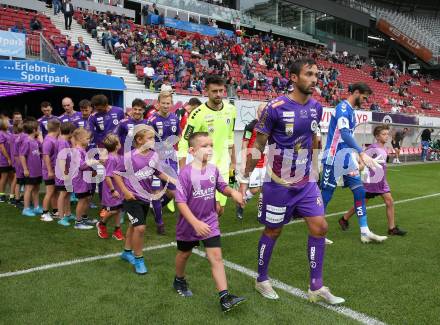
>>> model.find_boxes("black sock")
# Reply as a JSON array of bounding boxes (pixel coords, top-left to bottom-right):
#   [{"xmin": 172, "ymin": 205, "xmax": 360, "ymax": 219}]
[
  {"xmin": 124, "ymin": 248, "xmax": 132, "ymax": 253},
  {"xmin": 52, "ymin": 209, "xmax": 58, "ymax": 214},
  {"xmin": 81, "ymin": 215, "xmax": 88, "ymax": 220},
  {"xmin": 135, "ymin": 255, "xmax": 143, "ymax": 259},
  {"xmin": 175, "ymin": 276, "xmax": 185, "ymax": 281},
  {"xmin": 219, "ymin": 290, "xmax": 228, "ymax": 299},
  {"xmin": 114, "ymin": 226, "xmax": 120, "ymax": 230},
  {"xmin": 43, "ymin": 210, "xmax": 49, "ymax": 214}
]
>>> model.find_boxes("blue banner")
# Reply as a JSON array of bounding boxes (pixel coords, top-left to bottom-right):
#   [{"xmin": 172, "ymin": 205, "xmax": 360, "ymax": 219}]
[
  {"xmin": 0, "ymin": 30, "xmax": 26, "ymax": 58},
  {"xmin": 164, "ymin": 17, "xmax": 234, "ymax": 38},
  {"xmin": 0, "ymin": 60, "xmax": 126, "ymax": 91}
]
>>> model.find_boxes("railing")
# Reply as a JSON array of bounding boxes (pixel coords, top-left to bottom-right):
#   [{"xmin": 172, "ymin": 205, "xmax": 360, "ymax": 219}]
[{"xmin": 40, "ymin": 34, "xmax": 67, "ymax": 66}]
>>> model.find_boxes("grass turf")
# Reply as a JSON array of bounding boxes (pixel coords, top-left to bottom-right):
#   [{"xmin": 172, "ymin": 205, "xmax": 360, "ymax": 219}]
[{"xmin": 0, "ymin": 163, "xmax": 439, "ymax": 324}]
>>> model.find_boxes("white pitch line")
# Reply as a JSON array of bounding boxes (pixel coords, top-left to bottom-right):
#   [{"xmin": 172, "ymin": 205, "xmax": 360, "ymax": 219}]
[
  {"xmin": 192, "ymin": 248, "xmax": 387, "ymax": 325},
  {"xmin": 0, "ymin": 192, "xmax": 439, "ymax": 279}
]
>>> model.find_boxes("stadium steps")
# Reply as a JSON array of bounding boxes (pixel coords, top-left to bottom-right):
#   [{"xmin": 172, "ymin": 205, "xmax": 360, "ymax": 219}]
[{"xmin": 43, "ymin": 9, "xmax": 145, "ymax": 91}]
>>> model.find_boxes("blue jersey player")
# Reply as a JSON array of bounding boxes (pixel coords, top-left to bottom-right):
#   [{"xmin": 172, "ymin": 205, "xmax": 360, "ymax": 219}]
[
  {"xmin": 321, "ymin": 82, "xmax": 387, "ymax": 243},
  {"xmin": 238, "ymin": 59, "xmax": 345, "ymax": 305}
]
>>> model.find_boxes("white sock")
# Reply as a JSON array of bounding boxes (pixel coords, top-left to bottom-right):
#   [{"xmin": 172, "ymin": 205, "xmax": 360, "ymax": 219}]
[
  {"xmin": 360, "ymin": 226, "xmax": 370, "ymax": 234},
  {"xmin": 245, "ymin": 189, "xmax": 254, "ymax": 201}
]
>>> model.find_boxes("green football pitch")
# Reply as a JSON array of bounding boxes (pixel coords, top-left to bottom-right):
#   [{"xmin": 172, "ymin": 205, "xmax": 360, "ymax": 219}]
[{"xmin": 1, "ymin": 163, "xmax": 439, "ymax": 325}]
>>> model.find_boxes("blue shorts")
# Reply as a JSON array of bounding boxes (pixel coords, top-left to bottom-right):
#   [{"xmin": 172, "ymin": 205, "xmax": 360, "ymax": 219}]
[
  {"xmin": 321, "ymin": 164, "xmax": 363, "ymax": 190},
  {"xmin": 258, "ymin": 181, "xmax": 324, "ymax": 228}
]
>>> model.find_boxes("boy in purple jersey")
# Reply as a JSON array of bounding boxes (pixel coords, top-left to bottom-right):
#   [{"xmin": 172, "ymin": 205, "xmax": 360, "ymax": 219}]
[
  {"xmin": 55, "ymin": 122, "xmax": 76, "ymax": 227},
  {"xmin": 116, "ymin": 98, "xmax": 147, "ymax": 153},
  {"xmin": 147, "ymin": 91, "xmax": 180, "ymax": 234},
  {"xmin": 11, "ymin": 122, "xmax": 25, "ymax": 207},
  {"xmin": 71, "ymin": 128, "xmax": 99, "ymax": 230},
  {"xmin": 238, "ymin": 59, "xmax": 345, "ymax": 304},
  {"xmin": 341, "ymin": 125, "xmax": 406, "ymax": 236},
  {"xmin": 19, "ymin": 120, "xmax": 43, "ymax": 217},
  {"xmin": 96, "ymin": 134, "xmax": 124, "ymax": 240},
  {"xmin": 88, "ymin": 94, "xmax": 124, "ymax": 147},
  {"xmin": 41, "ymin": 119, "xmax": 61, "ymax": 222},
  {"xmin": 173, "ymin": 132, "xmax": 245, "ymax": 312},
  {"xmin": 113, "ymin": 125, "xmax": 176, "ymax": 275},
  {"xmin": 58, "ymin": 97, "xmax": 82, "ymax": 124},
  {"xmin": 0, "ymin": 118, "xmax": 14, "ymax": 203},
  {"xmin": 38, "ymin": 101, "xmax": 55, "ymax": 138}
]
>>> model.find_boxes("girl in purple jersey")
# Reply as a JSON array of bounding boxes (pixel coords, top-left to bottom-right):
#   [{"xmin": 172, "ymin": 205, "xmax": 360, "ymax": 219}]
[
  {"xmin": 11, "ymin": 122, "xmax": 25, "ymax": 207},
  {"xmin": 114, "ymin": 125, "xmax": 176, "ymax": 275},
  {"xmin": 97, "ymin": 134, "xmax": 124, "ymax": 240},
  {"xmin": 341, "ymin": 125, "xmax": 407, "ymax": 236},
  {"xmin": 19, "ymin": 120, "xmax": 43, "ymax": 217},
  {"xmin": 0, "ymin": 118, "xmax": 14, "ymax": 203},
  {"xmin": 173, "ymin": 132, "xmax": 246, "ymax": 312}
]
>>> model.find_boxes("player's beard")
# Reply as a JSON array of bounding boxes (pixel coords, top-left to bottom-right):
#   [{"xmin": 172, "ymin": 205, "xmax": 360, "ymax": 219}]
[
  {"xmin": 297, "ymin": 82, "xmax": 314, "ymax": 95},
  {"xmin": 355, "ymin": 96, "xmax": 362, "ymax": 108}
]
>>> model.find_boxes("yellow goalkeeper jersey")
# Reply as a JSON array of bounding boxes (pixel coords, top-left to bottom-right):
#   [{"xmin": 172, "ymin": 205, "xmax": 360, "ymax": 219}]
[{"xmin": 178, "ymin": 100, "xmax": 236, "ymax": 174}]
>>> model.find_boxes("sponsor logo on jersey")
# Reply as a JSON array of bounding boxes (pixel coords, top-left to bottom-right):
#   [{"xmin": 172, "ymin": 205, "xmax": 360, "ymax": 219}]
[
  {"xmin": 300, "ymin": 109, "xmax": 308, "ymax": 119},
  {"xmin": 311, "ymin": 120, "xmax": 318, "ymax": 132},
  {"xmin": 285, "ymin": 123, "xmax": 294, "ymax": 136},
  {"xmin": 282, "ymin": 111, "xmax": 295, "ymax": 117}
]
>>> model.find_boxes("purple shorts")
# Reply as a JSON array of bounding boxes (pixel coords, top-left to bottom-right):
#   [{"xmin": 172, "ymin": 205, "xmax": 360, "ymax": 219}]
[{"xmin": 258, "ymin": 181, "xmax": 324, "ymax": 228}]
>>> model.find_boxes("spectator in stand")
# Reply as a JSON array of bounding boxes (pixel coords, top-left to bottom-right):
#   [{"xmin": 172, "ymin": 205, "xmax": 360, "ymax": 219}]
[
  {"xmin": 142, "ymin": 4, "xmax": 149, "ymax": 25},
  {"xmin": 152, "ymin": 3, "xmax": 159, "ymax": 15},
  {"xmin": 11, "ymin": 22, "xmax": 27, "ymax": 34},
  {"xmin": 53, "ymin": 0, "xmax": 61, "ymax": 15},
  {"xmin": 55, "ymin": 40, "xmax": 68, "ymax": 62},
  {"xmin": 370, "ymin": 102, "xmax": 380, "ymax": 112},
  {"xmin": 62, "ymin": 0, "xmax": 74, "ymax": 30},
  {"xmin": 143, "ymin": 63, "xmax": 155, "ymax": 88},
  {"xmin": 106, "ymin": 69, "xmax": 112, "ymax": 76},
  {"xmin": 74, "ymin": 37, "xmax": 92, "ymax": 70},
  {"xmin": 421, "ymin": 128, "xmax": 433, "ymax": 162},
  {"xmin": 30, "ymin": 16, "xmax": 43, "ymax": 31}
]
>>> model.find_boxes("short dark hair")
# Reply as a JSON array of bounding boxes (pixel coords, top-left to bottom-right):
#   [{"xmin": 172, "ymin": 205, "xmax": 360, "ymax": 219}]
[
  {"xmin": 90, "ymin": 94, "xmax": 109, "ymax": 108},
  {"xmin": 188, "ymin": 97, "xmax": 202, "ymax": 107},
  {"xmin": 132, "ymin": 98, "xmax": 146, "ymax": 109},
  {"xmin": 188, "ymin": 131, "xmax": 209, "ymax": 147},
  {"xmin": 205, "ymin": 75, "xmax": 225, "ymax": 88},
  {"xmin": 60, "ymin": 122, "xmax": 76, "ymax": 135},
  {"xmin": 289, "ymin": 58, "xmax": 317, "ymax": 76},
  {"xmin": 79, "ymin": 99, "xmax": 91, "ymax": 109},
  {"xmin": 373, "ymin": 124, "xmax": 390, "ymax": 137},
  {"xmin": 12, "ymin": 111, "xmax": 22, "ymax": 117},
  {"xmin": 23, "ymin": 120, "xmax": 38, "ymax": 134},
  {"xmin": 40, "ymin": 101, "xmax": 51, "ymax": 108},
  {"xmin": 350, "ymin": 82, "xmax": 372, "ymax": 95}
]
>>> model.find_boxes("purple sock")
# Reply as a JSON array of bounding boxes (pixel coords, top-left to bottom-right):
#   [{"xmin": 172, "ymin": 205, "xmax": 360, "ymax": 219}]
[
  {"xmin": 257, "ymin": 234, "xmax": 276, "ymax": 282},
  {"xmin": 308, "ymin": 235, "xmax": 325, "ymax": 291},
  {"xmin": 152, "ymin": 200, "xmax": 163, "ymax": 225}
]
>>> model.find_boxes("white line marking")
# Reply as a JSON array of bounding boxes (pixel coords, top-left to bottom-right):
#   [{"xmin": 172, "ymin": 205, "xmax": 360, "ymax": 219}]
[
  {"xmin": 0, "ymin": 242, "xmax": 175, "ymax": 278},
  {"xmin": 192, "ymin": 248, "xmax": 387, "ymax": 325},
  {"xmin": 0, "ymin": 192, "xmax": 438, "ymax": 279}
]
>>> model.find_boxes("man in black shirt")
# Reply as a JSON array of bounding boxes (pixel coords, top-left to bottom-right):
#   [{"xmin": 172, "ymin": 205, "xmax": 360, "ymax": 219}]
[{"xmin": 391, "ymin": 127, "xmax": 408, "ymax": 164}]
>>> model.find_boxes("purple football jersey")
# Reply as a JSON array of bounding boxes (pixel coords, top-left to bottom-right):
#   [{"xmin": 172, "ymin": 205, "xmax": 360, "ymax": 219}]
[
  {"xmin": 0, "ymin": 130, "xmax": 11, "ymax": 167},
  {"xmin": 55, "ymin": 138, "xmax": 71, "ymax": 187},
  {"xmin": 74, "ymin": 116, "xmax": 90, "ymax": 129},
  {"xmin": 38, "ymin": 115, "xmax": 56, "ymax": 138},
  {"xmin": 72, "ymin": 147, "xmax": 92, "ymax": 194},
  {"xmin": 89, "ymin": 106, "xmax": 124, "ymax": 146},
  {"xmin": 13, "ymin": 133, "xmax": 26, "ymax": 178},
  {"xmin": 42, "ymin": 135, "xmax": 58, "ymax": 180},
  {"xmin": 116, "ymin": 117, "xmax": 147, "ymax": 151},
  {"xmin": 58, "ymin": 111, "xmax": 82, "ymax": 124},
  {"xmin": 102, "ymin": 153, "xmax": 123, "ymax": 207},
  {"xmin": 363, "ymin": 143, "xmax": 390, "ymax": 194},
  {"xmin": 19, "ymin": 136, "xmax": 42, "ymax": 178},
  {"xmin": 115, "ymin": 149, "xmax": 161, "ymax": 203},
  {"xmin": 175, "ymin": 164, "xmax": 227, "ymax": 241},
  {"xmin": 147, "ymin": 112, "xmax": 180, "ymax": 165},
  {"xmin": 255, "ymin": 96, "xmax": 323, "ymax": 188}
]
